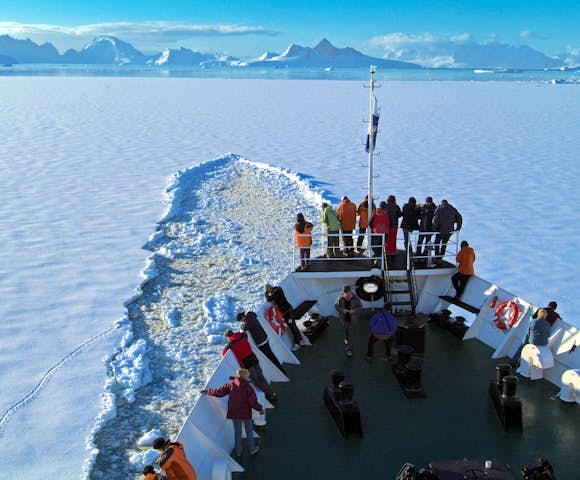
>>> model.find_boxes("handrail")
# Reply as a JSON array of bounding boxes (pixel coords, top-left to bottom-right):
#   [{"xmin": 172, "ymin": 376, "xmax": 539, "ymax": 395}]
[
  {"xmin": 291, "ymin": 228, "xmax": 460, "ymax": 271},
  {"xmin": 292, "ymin": 232, "xmax": 386, "ymax": 271}
]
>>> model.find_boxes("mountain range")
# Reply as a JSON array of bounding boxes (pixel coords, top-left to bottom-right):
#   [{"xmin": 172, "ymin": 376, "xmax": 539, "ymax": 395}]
[{"xmin": 0, "ymin": 34, "xmax": 571, "ymax": 70}]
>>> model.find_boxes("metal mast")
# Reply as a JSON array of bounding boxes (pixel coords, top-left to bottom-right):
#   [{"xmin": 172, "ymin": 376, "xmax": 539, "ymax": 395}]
[{"xmin": 366, "ymin": 66, "xmax": 376, "ymax": 258}]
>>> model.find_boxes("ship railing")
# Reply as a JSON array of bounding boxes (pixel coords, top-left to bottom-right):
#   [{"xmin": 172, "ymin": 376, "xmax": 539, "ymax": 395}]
[
  {"xmin": 405, "ymin": 229, "xmax": 461, "ymax": 269},
  {"xmin": 292, "ymin": 232, "xmax": 385, "ymax": 271}
]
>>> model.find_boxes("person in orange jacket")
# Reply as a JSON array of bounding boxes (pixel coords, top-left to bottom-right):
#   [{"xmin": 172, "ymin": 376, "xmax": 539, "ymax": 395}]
[
  {"xmin": 356, "ymin": 195, "xmax": 375, "ymax": 252},
  {"xmin": 153, "ymin": 438, "xmax": 197, "ymax": 480},
  {"xmin": 293, "ymin": 212, "xmax": 313, "ymax": 270},
  {"xmin": 143, "ymin": 465, "xmax": 167, "ymax": 480},
  {"xmin": 337, "ymin": 196, "xmax": 357, "ymax": 256},
  {"xmin": 452, "ymin": 240, "xmax": 476, "ymax": 299}
]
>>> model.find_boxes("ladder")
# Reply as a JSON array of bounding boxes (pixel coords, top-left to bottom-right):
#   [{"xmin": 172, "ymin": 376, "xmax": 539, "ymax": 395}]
[{"xmin": 384, "ymin": 258, "xmax": 417, "ymax": 314}]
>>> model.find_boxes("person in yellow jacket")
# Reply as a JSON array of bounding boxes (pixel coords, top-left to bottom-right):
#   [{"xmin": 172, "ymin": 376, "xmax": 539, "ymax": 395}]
[
  {"xmin": 293, "ymin": 212, "xmax": 314, "ymax": 270},
  {"xmin": 153, "ymin": 437, "xmax": 197, "ymax": 480},
  {"xmin": 452, "ymin": 240, "xmax": 476, "ymax": 299},
  {"xmin": 337, "ymin": 196, "xmax": 357, "ymax": 256}
]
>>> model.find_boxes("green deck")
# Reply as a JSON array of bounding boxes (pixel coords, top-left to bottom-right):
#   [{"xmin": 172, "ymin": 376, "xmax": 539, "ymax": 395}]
[{"xmin": 235, "ymin": 313, "xmax": 579, "ymax": 479}]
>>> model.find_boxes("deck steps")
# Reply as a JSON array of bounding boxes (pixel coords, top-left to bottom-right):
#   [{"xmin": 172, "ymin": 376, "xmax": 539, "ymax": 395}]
[
  {"xmin": 439, "ymin": 295, "xmax": 481, "ymax": 314},
  {"xmin": 293, "ymin": 300, "xmax": 317, "ymax": 320}
]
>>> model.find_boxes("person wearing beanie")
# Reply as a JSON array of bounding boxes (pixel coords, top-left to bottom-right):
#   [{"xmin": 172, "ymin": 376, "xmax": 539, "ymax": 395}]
[
  {"xmin": 153, "ymin": 437, "xmax": 197, "ymax": 480},
  {"xmin": 293, "ymin": 212, "xmax": 314, "ymax": 270}
]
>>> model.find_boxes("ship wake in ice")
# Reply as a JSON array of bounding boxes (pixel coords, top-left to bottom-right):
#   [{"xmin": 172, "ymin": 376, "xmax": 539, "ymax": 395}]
[{"xmin": 89, "ymin": 154, "xmax": 325, "ymax": 479}]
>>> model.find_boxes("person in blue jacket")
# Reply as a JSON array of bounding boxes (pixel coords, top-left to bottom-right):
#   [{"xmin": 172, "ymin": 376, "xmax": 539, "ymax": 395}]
[{"xmin": 366, "ymin": 303, "xmax": 398, "ymax": 360}]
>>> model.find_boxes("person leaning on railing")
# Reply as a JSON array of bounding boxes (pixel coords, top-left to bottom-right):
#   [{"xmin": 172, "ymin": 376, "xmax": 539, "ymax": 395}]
[
  {"xmin": 401, "ymin": 197, "xmax": 420, "ymax": 254},
  {"xmin": 264, "ymin": 283, "xmax": 306, "ymax": 351},
  {"xmin": 369, "ymin": 201, "xmax": 389, "ymax": 260},
  {"xmin": 337, "ymin": 196, "xmax": 357, "ymax": 256},
  {"xmin": 153, "ymin": 437, "xmax": 197, "ymax": 480},
  {"xmin": 201, "ymin": 369, "xmax": 263, "ymax": 459},
  {"xmin": 321, "ymin": 202, "xmax": 341, "ymax": 258},
  {"xmin": 432, "ymin": 199, "xmax": 462, "ymax": 265},
  {"xmin": 356, "ymin": 195, "xmax": 375, "ymax": 253},
  {"xmin": 416, "ymin": 196, "xmax": 437, "ymax": 258}
]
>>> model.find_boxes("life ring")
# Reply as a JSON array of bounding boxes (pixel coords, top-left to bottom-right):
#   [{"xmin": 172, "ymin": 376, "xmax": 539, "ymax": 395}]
[
  {"xmin": 355, "ymin": 275, "xmax": 385, "ymax": 301},
  {"xmin": 494, "ymin": 300, "xmax": 519, "ymax": 331},
  {"xmin": 267, "ymin": 306, "xmax": 286, "ymax": 335},
  {"xmin": 490, "ymin": 295, "xmax": 498, "ymax": 308}
]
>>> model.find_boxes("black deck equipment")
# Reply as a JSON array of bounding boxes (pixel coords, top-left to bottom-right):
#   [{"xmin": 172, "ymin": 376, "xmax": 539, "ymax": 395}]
[
  {"xmin": 301, "ymin": 313, "xmax": 328, "ymax": 342},
  {"xmin": 392, "ymin": 345, "xmax": 426, "ymax": 398},
  {"xmin": 489, "ymin": 363, "xmax": 523, "ymax": 432},
  {"xmin": 323, "ymin": 370, "xmax": 363, "ymax": 437},
  {"xmin": 429, "ymin": 309, "xmax": 469, "ymax": 339}
]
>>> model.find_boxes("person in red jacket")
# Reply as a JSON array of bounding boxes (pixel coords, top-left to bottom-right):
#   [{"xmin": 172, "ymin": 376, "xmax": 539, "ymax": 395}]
[
  {"xmin": 202, "ymin": 368, "xmax": 263, "ymax": 457},
  {"xmin": 369, "ymin": 201, "xmax": 390, "ymax": 260},
  {"xmin": 223, "ymin": 329, "xmax": 278, "ymax": 402},
  {"xmin": 452, "ymin": 240, "xmax": 476, "ymax": 299},
  {"xmin": 337, "ymin": 196, "xmax": 357, "ymax": 256},
  {"xmin": 153, "ymin": 438, "xmax": 197, "ymax": 480}
]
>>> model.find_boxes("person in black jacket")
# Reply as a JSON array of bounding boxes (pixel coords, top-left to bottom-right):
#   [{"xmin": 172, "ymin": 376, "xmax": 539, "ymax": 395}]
[
  {"xmin": 264, "ymin": 283, "xmax": 304, "ymax": 350},
  {"xmin": 417, "ymin": 196, "xmax": 437, "ymax": 258},
  {"xmin": 237, "ymin": 311, "xmax": 286, "ymax": 374},
  {"xmin": 432, "ymin": 199, "xmax": 462, "ymax": 263},
  {"xmin": 401, "ymin": 197, "xmax": 420, "ymax": 254}
]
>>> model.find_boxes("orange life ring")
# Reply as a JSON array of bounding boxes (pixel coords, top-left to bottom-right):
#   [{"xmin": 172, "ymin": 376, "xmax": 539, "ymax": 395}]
[
  {"xmin": 267, "ymin": 306, "xmax": 286, "ymax": 335},
  {"xmin": 494, "ymin": 300, "xmax": 519, "ymax": 331},
  {"xmin": 490, "ymin": 296, "xmax": 498, "ymax": 308}
]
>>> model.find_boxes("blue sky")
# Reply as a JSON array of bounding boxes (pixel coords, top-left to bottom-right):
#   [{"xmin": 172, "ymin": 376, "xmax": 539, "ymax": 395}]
[{"xmin": 1, "ymin": 0, "xmax": 578, "ymax": 59}]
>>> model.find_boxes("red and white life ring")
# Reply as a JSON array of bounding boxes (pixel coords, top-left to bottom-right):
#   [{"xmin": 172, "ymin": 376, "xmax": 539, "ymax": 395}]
[
  {"xmin": 267, "ymin": 306, "xmax": 286, "ymax": 335},
  {"xmin": 494, "ymin": 300, "xmax": 519, "ymax": 331}
]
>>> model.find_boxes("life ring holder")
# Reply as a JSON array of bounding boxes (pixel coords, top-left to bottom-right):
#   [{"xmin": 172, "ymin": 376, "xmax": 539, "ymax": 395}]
[
  {"xmin": 267, "ymin": 306, "xmax": 286, "ymax": 335},
  {"xmin": 494, "ymin": 300, "xmax": 519, "ymax": 331},
  {"xmin": 355, "ymin": 275, "xmax": 385, "ymax": 302}
]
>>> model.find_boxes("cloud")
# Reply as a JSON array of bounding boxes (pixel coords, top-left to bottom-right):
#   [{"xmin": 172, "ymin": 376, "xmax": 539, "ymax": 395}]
[
  {"xmin": 370, "ymin": 32, "xmax": 471, "ymax": 68},
  {"xmin": 0, "ymin": 21, "xmax": 280, "ymax": 47},
  {"xmin": 520, "ymin": 30, "xmax": 551, "ymax": 40}
]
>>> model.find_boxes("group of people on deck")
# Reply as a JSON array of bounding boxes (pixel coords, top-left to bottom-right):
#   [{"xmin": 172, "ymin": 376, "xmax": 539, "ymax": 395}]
[
  {"xmin": 142, "ymin": 282, "xmax": 304, "ymax": 477},
  {"xmin": 293, "ymin": 195, "xmax": 464, "ymax": 270}
]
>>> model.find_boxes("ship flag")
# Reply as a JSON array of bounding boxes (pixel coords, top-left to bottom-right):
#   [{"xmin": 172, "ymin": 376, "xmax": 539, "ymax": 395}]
[{"xmin": 365, "ymin": 96, "xmax": 380, "ymax": 153}]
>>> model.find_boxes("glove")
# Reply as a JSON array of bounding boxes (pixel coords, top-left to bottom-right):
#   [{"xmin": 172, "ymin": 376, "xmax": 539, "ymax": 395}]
[{"xmin": 200, "ymin": 389, "xmax": 208, "ymax": 395}]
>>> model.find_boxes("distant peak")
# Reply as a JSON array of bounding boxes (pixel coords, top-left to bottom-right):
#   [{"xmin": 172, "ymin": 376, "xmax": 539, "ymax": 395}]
[
  {"xmin": 314, "ymin": 38, "xmax": 339, "ymax": 54},
  {"xmin": 316, "ymin": 38, "xmax": 333, "ymax": 48}
]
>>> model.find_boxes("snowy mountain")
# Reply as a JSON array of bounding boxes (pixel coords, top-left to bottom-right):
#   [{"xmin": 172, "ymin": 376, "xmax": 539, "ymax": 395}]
[
  {"xmin": 62, "ymin": 36, "xmax": 150, "ymax": 64},
  {"xmin": 454, "ymin": 42, "xmax": 562, "ymax": 69},
  {"xmin": 243, "ymin": 38, "xmax": 420, "ymax": 69},
  {"xmin": 151, "ymin": 47, "xmax": 240, "ymax": 67},
  {"xmin": 0, "ymin": 34, "xmax": 59, "ymax": 63},
  {"xmin": 151, "ymin": 47, "xmax": 215, "ymax": 66}
]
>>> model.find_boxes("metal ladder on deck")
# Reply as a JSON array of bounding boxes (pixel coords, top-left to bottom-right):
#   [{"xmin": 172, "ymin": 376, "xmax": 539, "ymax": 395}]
[{"xmin": 383, "ymin": 252, "xmax": 417, "ymax": 314}]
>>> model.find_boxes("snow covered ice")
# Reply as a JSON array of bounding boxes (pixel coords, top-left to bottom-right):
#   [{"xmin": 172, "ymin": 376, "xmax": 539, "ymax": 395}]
[{"xmin": 0, "ymin": 77, "xmax": 578, "ymax": 479}]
